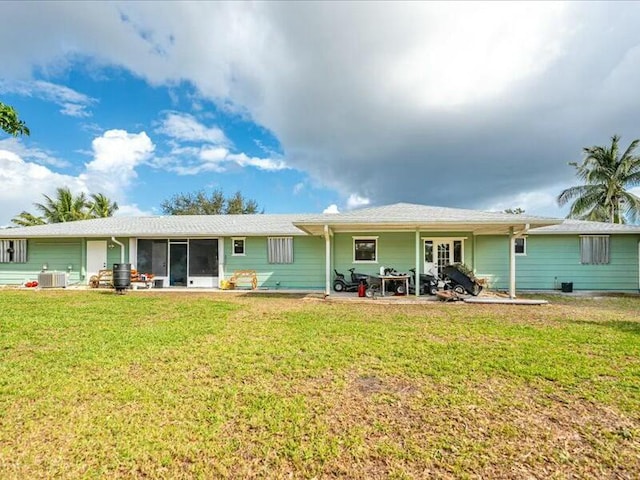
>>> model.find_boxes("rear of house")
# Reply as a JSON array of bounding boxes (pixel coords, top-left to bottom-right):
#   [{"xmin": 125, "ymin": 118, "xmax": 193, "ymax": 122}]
[{"xmin": 1, "ymin": 203, "xmax": 639, "ymax": 294}]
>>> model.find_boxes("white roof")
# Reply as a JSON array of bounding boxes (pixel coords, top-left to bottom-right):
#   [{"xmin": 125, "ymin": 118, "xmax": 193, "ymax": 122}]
[
  {"xmin": 1, "ymin": 203, "xmax": 637, "ymax": 238},
  {"xmin": 529, "ymin": 219, "xmax": 640, "ymax": 235},
  {"xmin": 296, "ymin": 203, "xmax": 558, "ymax": 224},
  {"xmin": 293, "ymin": 203, "xmax": 561, "ymax": 235},
  {"xmin": 0, "ymin": 214, "xmax": 312, "ymax": 238}
]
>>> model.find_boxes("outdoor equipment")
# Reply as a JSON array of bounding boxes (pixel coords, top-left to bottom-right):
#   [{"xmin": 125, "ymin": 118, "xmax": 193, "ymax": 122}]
[
  {"xmin": 441, "ymin": 265, "xmax": 482, "ymax": 296},
  {"xmin": 333, "ymin": 268, "xmax": 369, "ymax": 292},
  {"xmin": 408, "ymin": 268, "xmax": 438, "ymax": 295}
]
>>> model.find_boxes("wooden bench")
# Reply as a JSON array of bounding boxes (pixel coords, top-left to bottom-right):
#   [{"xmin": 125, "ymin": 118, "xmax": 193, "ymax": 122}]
[
  {"xmin": 228, "ymin": 270, "xmax": 258, "ymax": 290},
  {"xmin": 89, "ymin": 269, "xmax": 113, "ymax": 288},
  {"xmin": 89, "ymin": 269, "xmax": 154, "ymax": 289}
]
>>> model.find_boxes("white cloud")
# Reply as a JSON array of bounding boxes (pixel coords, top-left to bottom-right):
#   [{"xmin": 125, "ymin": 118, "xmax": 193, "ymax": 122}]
[
  {"xmin": 115, "ymin": 203, "xmax": 154, "ymax": 217},
  {"xmin": 0, "ymin": 149, "xmax": 85, "ymax": 224},
  {"xmin": 483, "ymin": 184, "xmax": 569, "ymax": 218},
  {"xmin": 293, "ymin": 182, "xmax": 304, "ymax": 195},
  {"xmin": 157, "ymin": 112, "xmax": 228, "ymax": 145},
  {"xmin": 2, "ymin": 3, "xmax": 640, "ymax": 211},
  {"xmin": 0, "ymin": 80, "xmax": 96, "ymax": 117},
  {"xmin": 226, "ymin": 152, "xmax": 287, "ymax": 171},
  {"xmin": 80, "ymin": 130, "xmax": 155, "ymax": 197},
  {"xmin": 346, "ymin": 194, "xmax": 370, "ymax": 210},
  {"xmin": 0, "ymin": 129, "xmax": 155, "ymax": 225},
  {"xmin": 0, "ymin": 138, "xmax": 69, "ymax": 168},
  {"xmin": 322, "ymin": 204, "xmax": 339, "ymax": 214},
  {"xmin": 155, "ymin": 112, "xmax": 287, "ymax": 174}
]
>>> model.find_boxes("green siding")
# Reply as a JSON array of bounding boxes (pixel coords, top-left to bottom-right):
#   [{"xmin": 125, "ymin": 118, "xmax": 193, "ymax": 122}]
[
  {"xmin": 333, "ymin": 231, "xmax": 475, "ymax": 277},
  {"xmin": 224, "ymin": 236, "xmax": 325, "ymax": 289},
  {"xmin": 476, "ymin": 235, "xmax": 640, "ymax": 291},
  {"xmin": 0, "ymin": 238, "xmax": 82, "ymax": 285},
  {"xmin": 104, "ymin": 238, "xmax": 130, "ymax": 269}
]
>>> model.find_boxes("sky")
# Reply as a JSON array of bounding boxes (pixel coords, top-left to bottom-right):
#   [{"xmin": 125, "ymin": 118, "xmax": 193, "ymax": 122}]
[{"xmin": 1, "ymin": 1, "xmax": 640, "ymax": 226}]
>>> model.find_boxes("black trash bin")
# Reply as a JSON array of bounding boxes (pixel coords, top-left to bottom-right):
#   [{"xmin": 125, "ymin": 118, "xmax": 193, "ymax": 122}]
[
  {"xmin": 113, "ymin": 263, "xmax": 131, "ymax": 293},
  {"xmin": 561, "ymin": 282, "xmax": 573, "ymax": 293}
]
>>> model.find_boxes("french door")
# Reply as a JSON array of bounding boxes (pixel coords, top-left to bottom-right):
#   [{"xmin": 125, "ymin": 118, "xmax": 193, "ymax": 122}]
[{"xmin": 424, "ymin": 239, "xmax": 464, "ymax": 276}]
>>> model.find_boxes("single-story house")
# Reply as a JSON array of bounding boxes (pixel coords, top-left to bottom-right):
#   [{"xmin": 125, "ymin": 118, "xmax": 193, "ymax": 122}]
[{"xmin": 1, "ymin": 203, "xmax": 639, "ymax": 296}]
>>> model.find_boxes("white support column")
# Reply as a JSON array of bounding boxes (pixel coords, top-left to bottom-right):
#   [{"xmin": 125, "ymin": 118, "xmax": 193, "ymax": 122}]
[
  {"xmin": 324, "ymin": 225, "xmax": 331, "ymax": 296},
  {"xmin": 415, "ymin": 229, "xmax": 420, "ymax": 297},
  {"xmin": 509, "ymin": 227, "xmax": 516, "ymax": 299},
  {"xmin": 218, "ymin": 237, "xmax": 225, "ymax": 288}
]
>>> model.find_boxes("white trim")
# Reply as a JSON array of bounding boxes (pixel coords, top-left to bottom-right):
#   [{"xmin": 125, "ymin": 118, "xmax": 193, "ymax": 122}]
[
  {"xmin": 509, "ymin": 228, "xmax": 516, "ymax": 299},
  {"xmin": 415, "ymin": 230, "xmax": 420, "ymax": 297},
  {"xmin": 325, "ymin": 225, "xmax": 331, "ymax": 296},
  {"xmin": 422, "ymin": 238, "xmax": 466, "ymax": 264},
  {"xmin": 231, "ymin": 237, "xmax": 246, "ymax": 256},
  {"xmin": 128, "ymin": 238, "xmax": 137, "ymax": 268},
  {"xmin": 218, "ymin": 237, "xmax": 224, "ymax": 288},
  {"xmin": 353, "ymin": 236, "xmax": 378, "ymax": 263},
  {"xmin": 421, "ymin": 236, "xmax": 468, "ymax": 241},
  {"xmin": 514, "ymin": 237, "xmax": 527, "ymax": 256}
]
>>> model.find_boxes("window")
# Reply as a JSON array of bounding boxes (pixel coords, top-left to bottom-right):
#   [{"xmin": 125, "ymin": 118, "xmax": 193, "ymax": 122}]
[
  {"xmin": 0, "ymin": 239, "xmax": 27, "ymax": 263},
  {"xmin": 514, "ymin": 237, "xmax": 526, "ymax": 255},
  {"xmin": 453, "ymin": 240, "xmax": 463, "ymax": 263},
  {"xmin": 353, "ymin": 237, "xmax": 377, "ymax": 262},
  {"xmin": 189, "ymin": 239, "xmax": 218, "ymax": 276},
  {"xmin": 137, "ymin": 239, "xmax": 168, "ymax": 276},
  {"xmin": 268, "ymin": 237, "xmax": 293, "ymax": 264},
  {"xmin": 580, "ymin": 235, "xmax": 610, "ymax": 264},
  {"xmin": 232, "ymin": 238, "xmax": 245, "ymax": 256}
]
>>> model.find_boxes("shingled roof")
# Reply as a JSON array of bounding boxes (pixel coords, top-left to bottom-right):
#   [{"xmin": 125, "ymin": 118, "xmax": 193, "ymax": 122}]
[
  {"xmin": 529, "ymin": 219, "xmax": 640, "ymax": 234},
  {"xmin": 1, "ymin": 203, "xmax": 637, "ymax": 238},
  {"xmin": 0, "ymin": 214, "xmax": 313, "ymax": 238}
]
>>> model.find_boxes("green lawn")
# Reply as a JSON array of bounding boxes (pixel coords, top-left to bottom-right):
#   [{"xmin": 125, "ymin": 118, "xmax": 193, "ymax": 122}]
[{"xmin": 1, "ymin": 290, "xmax": 639, "ymax": 478}]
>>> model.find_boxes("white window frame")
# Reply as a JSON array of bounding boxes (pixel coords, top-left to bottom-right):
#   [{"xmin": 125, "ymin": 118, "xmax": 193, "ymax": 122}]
[
  {"xmin": 422, "ymin": 237, "xmax": 467, "ymax": 265},
  {"xmin": 580, "ymin": 235, "xmax": 610, "ymax": 265},
  {"xmin": 514, "ymin": 237, "xmax": 527, "ymax": 256},
  {"xmin": 353, "ymin": 236, "xmax": 378, "ymax": 263},
  {"xmin": 231, "ymin": 237, "xmax": 246, "ymax": 256},
  {"xmin": 0, "ymin": 239, "xmax": 27, "ymax": 263},
  {"xmin": 267, "ymin": 237, "xmax": 294, "ymax": 264}
]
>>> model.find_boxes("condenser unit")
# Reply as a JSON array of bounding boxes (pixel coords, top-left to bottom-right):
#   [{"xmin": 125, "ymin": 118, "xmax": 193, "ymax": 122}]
[{"xmin": 38, "ymin": 272, "xmax": 68, "ymax": 288}]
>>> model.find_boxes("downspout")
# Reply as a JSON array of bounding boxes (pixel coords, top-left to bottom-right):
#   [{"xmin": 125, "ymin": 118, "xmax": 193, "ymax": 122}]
[
  {"xmin": 508, "ymin": 224, "xmax": 529, "ymax": 299},
  {"xmin": 324, "ymin": 225, "xmax": 331, "ymax": 297},
  {"xmin": 111, "ymin": 236, "xmax": 126, "ymax": 264}
]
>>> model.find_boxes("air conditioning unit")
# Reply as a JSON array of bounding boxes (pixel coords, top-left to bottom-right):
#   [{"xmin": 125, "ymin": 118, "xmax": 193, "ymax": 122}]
[{"xmin": 38, "ymin": 272, "xmax": 68, "ymax": 288}]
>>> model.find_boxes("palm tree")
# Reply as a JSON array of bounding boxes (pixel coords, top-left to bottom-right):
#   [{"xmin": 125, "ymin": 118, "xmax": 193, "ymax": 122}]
[
  {"xmin": 11, "ymin": 188, "xmax": 119, "ymax": 227},
  {"xmin": 557, "ymin": 135, "xmax": 640, "ymax": 223},
  {"xmin": 10, "ymin": 211, "xmax": 45, "ymax": 227},
  {"xmin": 34, "ymin": 187, "xmax": 91, "ymax": 223},
  {"xmin": 89, "ymin": 193, "xmax": 118, "ymax": 218}
]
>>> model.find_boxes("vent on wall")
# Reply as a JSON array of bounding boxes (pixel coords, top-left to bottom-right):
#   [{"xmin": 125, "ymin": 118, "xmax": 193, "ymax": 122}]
[{"xmin": 38, "ymin": 272, "xmax": 68, "ymax": 288}]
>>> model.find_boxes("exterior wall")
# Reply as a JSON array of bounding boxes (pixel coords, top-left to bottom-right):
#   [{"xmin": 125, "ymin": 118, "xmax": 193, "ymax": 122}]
[
  {"xmin": 476, "ymin": 234, "xmax": 640, "ymax": 291},
  {"xmin": 333, "ymin": 231, "xmax": 475, "ymax": 277},
  {"xmin": 0, "ymin": 237, "xmax": 130, "ymax": 286},
  {"xmin": 106, "ymin": 238, "xmax": 130, "ymax": 268},
  {"xmin": 223, "ymin": 235, "xmax": 325, "ymax": 289},
  {"xmin": 0, "ymin": 238, "xmax": 83, "ymax": 285}
]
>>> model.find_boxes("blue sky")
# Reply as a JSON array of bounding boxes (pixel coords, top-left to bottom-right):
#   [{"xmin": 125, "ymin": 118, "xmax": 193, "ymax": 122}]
[{"xmin": 2, "ymin": 2, "xmax": 640, "ymax": 226}]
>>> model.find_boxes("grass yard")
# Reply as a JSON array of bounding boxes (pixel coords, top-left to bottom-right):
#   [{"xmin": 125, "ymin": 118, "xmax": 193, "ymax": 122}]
[{"xmin": 0, "ymin": 291, "xmax": 639, "ymax": 479}]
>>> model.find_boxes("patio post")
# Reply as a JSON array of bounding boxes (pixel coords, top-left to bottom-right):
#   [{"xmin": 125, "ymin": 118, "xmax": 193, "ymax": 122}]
[
  {"xmin": 324, "ymin": 225, "xmax": 331, "ymax": 296},
  {"xmin": 509, "ymin": 227, "xmax": 516, "ymax": 299},
  {"xmin": 415, "ymin": 229, "xmax": 420, "ymax": 297}
]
